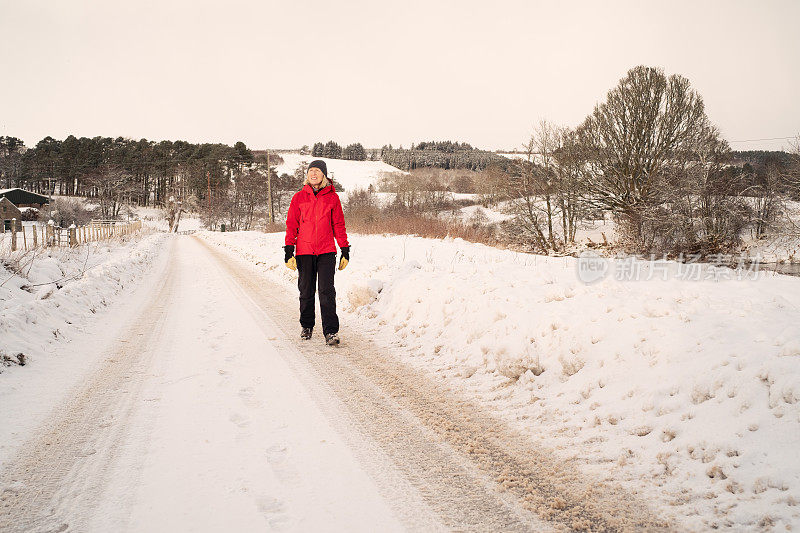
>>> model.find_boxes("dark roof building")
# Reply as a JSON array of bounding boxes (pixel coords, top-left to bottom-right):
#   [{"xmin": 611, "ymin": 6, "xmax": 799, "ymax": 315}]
[
  {"xmin": 0, "ymin": 188, "xmax": 50, "ymax": 209},
  {"xmin": 1, "ymin": 197, "xmax": 22, "ymax": 221}
]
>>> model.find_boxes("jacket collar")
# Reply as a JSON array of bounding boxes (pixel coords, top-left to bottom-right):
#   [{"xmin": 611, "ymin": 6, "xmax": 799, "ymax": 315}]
[{"xmin": 303, "ymin": 183, "xmax": 335, "ymax": 196}]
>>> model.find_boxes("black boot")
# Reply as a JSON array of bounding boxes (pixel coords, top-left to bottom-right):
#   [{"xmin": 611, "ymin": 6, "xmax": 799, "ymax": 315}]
[
  {"xmin": 325, "ymin": 332, "xmax": 340, "ymax": 346},
  {"xmin": 301, "ymin": 327, "xmax": 313, "ymax": 340}
]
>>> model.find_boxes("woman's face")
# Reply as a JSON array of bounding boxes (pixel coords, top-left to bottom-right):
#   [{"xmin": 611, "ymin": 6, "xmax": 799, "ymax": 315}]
[{"xmin": 307, "ymin": 167, "xmax": 324, "ymax": 187}]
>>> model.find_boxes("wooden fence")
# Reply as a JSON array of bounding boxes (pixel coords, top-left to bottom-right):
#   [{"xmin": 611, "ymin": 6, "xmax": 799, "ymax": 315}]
[{"xmin": 1, "ymin": 218, "xmax": 143, "ymax": 252}]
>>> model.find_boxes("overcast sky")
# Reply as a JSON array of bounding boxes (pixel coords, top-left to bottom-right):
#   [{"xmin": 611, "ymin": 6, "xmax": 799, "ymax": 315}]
[{"xmin": 1, "ymin": 0, "xmax": 798, "ymax": 152}]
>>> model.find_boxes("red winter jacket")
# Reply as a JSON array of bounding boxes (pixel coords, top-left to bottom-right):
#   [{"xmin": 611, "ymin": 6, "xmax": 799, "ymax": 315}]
[{"xmin": 285, "ymin": 183, "xmax": 349, "ymax": 256}]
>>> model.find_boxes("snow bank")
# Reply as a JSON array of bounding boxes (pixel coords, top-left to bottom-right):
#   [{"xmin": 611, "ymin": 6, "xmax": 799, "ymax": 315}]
[
  {"xmin": 201, "ymin": 230, "xmax": 800, "ymax": 531},
  {"xmin": 0, "ymin": 232, "xmax": 169, "ymax": 372}
]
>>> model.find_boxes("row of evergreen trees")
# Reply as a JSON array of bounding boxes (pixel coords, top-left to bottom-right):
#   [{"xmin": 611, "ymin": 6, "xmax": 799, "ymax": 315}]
[
  {"xmin": 311, "ymin": 141, "xmax": 367, "ymax": 161},
  {"xmin": 413, "ymin": 140, "xmax": 475, "ymax": 152},
  {"xmin": 380, "ymin": 146, "xmax": 505, "ymax": 171},
  {"xmin": 0, "ymin": 135, "xmax": 262, "ymax": 208}
]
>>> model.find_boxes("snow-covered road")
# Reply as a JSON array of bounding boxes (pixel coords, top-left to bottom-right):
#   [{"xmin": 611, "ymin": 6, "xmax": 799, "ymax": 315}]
[{"xmin": 0, "ymin": 235, "xmax": 667, "ymax": 532}]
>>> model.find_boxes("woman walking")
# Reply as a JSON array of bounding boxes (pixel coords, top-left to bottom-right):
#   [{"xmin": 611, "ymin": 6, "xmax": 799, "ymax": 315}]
[{"xmin": 284, "ymin": 160, "xmax": 350, "ymax": 345}]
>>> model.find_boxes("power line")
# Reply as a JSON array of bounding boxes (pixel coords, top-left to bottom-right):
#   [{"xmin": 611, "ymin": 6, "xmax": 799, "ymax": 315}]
[{"xmin": 729, "ymin": 136, "xmax": 797, "ymax": 143}]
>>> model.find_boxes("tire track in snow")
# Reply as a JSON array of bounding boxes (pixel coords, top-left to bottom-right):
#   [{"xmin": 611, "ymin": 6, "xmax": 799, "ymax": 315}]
[
  {"xmin": 197, "ymin": 236, "xmax": 672, "ymax": 532},
  {"xmin": 0, "ymin": 239, "xmax": 177, "ymax": 533}
]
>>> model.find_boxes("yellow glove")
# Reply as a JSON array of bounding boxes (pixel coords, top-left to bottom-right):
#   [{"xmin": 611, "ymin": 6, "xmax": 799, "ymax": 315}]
[
  {"xmin": 338, "ymin": 257, "xmax": 348, "ymax": 271},
  {"xmin": 286, "ymin": 256, "xmax": 297, "ymax": 271}
]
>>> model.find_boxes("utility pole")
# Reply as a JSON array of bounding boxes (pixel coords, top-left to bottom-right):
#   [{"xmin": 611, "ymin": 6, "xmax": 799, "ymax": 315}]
[
  {"xmin": 206, "ymin": 170, "xmax": 211, "ymax": 213},
  {"xmin": 266, "ymin": 149, "xmax": 274, "ymax": 224}
]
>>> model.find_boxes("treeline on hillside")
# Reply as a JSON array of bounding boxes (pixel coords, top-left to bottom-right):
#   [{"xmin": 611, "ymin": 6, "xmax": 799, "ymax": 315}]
[
  {"xmin": 0, "ymin": 135, "xmax": 304, "ymax": 230},
  {"xmin": 380, "ymin": 141, "xmax": 507, "ymax": 171},
  {"xmin": 310, "ymin": 141, "xmax": 372, "ymax": 161},
  {"xmin": 732, "ymin": 150, "xmax": 797, "ymax": 174},
  {"xmin": 413, "ymin": 140, "xmax": 474, "ymax": 152}
]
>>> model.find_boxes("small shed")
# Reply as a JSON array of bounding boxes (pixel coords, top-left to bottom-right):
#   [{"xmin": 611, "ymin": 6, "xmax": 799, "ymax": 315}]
[
  {"xmin": 1, "ymin": 197, "xmax": 22, "ymax": 230},
  {"xmin": 0, "ymin": 188, "xmax": 50, "ymax": 209}
]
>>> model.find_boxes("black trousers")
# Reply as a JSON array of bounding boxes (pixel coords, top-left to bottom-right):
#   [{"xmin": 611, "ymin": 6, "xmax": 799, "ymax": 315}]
[{"xmin": 296, "ymin": 253, "xmax": 339, "ymax": 335}]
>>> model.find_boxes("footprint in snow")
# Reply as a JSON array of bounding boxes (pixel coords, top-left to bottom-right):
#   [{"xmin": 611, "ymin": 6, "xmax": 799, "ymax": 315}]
[
  {"xmin": 229, "ymin": 413, "xmax": 250, "ymax": 428},
  {"xmin": 265, "ymin": 444, "xmax": 288, "ymax": 464}
]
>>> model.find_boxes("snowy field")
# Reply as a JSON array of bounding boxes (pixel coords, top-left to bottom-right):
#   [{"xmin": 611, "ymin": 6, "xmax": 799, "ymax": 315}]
[
  {"xmin": 274, "ymin": 152, "xmax": 406, "ymax": 198},
  {"xmin": 201, "ymin": 230, "xmax": 800, "ymax": 531}
]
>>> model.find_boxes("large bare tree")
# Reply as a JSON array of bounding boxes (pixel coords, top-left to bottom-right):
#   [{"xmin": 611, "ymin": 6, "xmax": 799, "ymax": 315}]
[{"xmin": 577, "ymin": 66, "xmax": 715, "ymax": 240}]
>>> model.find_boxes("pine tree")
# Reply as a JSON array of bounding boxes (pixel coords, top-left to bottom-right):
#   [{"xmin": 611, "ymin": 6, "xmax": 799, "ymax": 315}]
[{"xmin": 323, "ymin": 140, "xmax": 342, "ymax": 159}]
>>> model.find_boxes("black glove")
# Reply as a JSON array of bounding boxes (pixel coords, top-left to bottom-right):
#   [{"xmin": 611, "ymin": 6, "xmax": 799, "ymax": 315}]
[
  {"xmin": 284, "ymin": 245, "xmax": 295, "ymax": 263},
  {"xmin": 338, "ymin": 246, "xmax": 350, "ymax": 271}
]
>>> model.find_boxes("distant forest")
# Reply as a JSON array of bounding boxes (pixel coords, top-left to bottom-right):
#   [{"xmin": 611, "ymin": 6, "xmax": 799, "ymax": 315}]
[
  {"xmin": 0, "ymin": 135, "xmax": 280, "ymax": 207},
  {"xmin": 731, "ymin": 150, "xmax": 798, "ymax": 173},
  {"xmin": 380, "ymin": 140, "xmax": 507, "ymax": 171},
  {"xmin": 304, "ymin": 138, "xmax": 508, "ymax": 172}
]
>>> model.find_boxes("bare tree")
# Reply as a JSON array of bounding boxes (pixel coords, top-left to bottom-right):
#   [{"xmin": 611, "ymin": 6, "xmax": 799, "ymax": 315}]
[
  {"xmin": 83, "ymin": 165, "xmax": 138, "ymax": 220},
  {"xmin": 503, "ymin": 141, "xmax": 550, "ymax": 253},
  {"xmin": 501, "ymin": 122, "xmax": 590, "ymax": 252},
  {"xmin": 529, "ymin": 121, "xmax": 560, "ymax": 248},
  {"xmin": 577, "ymin": 66, "xmax": 713, "ymax": 243},
  {"xmin": 475, "ymin": 163, "xmax": 508, "ymax": 207},
  {"xmin": 553, "ymin": 128, "xmax": 589, "ymax": 244},
  {"xmin": 747, "ymin": 164, "xmax": 782, "ymax": 239},
  {"xmin": 380, "ymin": 172, "xmax": 425, "ymax": 211},
  {"xmin": 683, "ymin": 127, "xmax": 748, "ymax": 253},
  {"xmin": 780, "ymin": 136, "xmax": 800, "ymax": 235}
]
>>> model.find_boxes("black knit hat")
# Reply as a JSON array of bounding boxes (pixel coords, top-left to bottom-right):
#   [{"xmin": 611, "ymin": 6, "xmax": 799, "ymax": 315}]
[{"xmin": 307, "ymin": 159, "xmax": 327, "ymax": 177}]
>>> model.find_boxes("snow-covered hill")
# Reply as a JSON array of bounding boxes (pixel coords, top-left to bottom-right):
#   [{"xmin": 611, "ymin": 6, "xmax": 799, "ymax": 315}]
[
  {"xmin": 274, "ymin": 152, "xmax": 406, "ymax": 197},
  {"xmin": 202, "ymin": 230, "xmax": 800, "ymax": 531}
]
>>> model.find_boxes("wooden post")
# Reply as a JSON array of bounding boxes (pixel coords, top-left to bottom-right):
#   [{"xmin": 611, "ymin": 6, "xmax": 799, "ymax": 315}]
[
  {"xmin": 22, "ymin": 225, "xmax": 28, "ymax": 250},
  {"xmin": 10, "ymin": 218, "xmax": 17, "ymax": 251},
  {"xmin": 69, "ymin": 224, "xmax": 77, "ymax": 247},
  {"xmin": 46, "ymin": 220, "xmax": 54, "ymax": 247},
  {"xmin": 33, "ymin": 224, "xmax": 38, "ymax": 247}
]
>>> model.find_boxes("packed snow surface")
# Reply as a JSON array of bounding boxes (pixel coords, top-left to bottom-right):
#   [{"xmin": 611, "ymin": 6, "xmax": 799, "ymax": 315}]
[{"xmin": 202, "ymin": 230, "xmax": 800, "ymax": 531}]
